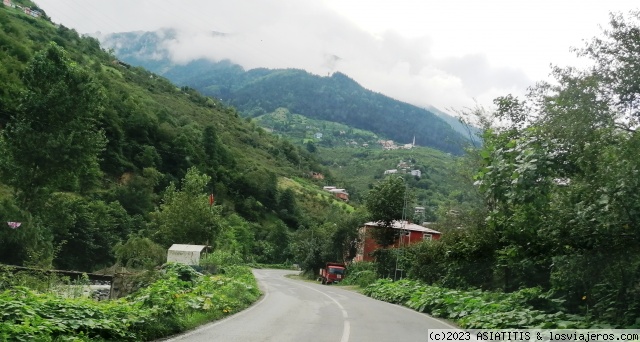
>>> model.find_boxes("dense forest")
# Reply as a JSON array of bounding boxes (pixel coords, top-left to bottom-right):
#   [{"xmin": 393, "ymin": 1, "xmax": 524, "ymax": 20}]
[
  {"xmin": 0, "ymin": 0, "xmax": 359, "ymax": 272},
  {"xmin": 98, "ymin": 32, "xmax": 470, "ymax": 155}
]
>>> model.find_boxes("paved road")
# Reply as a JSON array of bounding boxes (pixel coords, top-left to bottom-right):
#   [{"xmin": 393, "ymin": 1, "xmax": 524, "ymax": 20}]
[{"xmin": 162, "ymin": 269, "xmax": 455, "ymax": 342}]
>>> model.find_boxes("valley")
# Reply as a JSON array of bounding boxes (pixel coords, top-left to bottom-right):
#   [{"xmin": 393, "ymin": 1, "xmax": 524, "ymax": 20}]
[{"xmin": 3, "ymin": 1, "xmax": 640, "ymax": 339}]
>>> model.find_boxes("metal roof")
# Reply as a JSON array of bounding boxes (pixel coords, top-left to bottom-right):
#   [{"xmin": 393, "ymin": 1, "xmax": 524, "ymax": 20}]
[
  {"xmin": 168, "ymin": 244, "xmax": 210, "ymax": 252},
  {"xmin": 329, "ymin": 189, "xmax": 348, "ymax": 193},
  {"xmin": 364, "ymin": 220, "xmax": 441, "ymax": 234}
]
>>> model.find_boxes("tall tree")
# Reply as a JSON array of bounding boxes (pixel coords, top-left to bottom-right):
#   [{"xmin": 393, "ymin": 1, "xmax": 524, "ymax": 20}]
[
  {"xmin": 149, "ymin": 167, "xmax": 222, "ymax": 247},
  {"xmin": 469, "ymin": 10, "xmax": 640, "ymax": 322},
  {"xmin": 0, "ymin": 42, "xmax": 106, "ymax": 210},
  {"xmin": 365, "ymin": 176, "xmax": 408, "ymax": 247}
]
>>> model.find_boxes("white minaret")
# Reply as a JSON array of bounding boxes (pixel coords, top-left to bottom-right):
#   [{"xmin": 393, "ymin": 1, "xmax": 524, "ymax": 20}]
[{"xmin": 412, "ymin": 135, "xmax": 416, "ymax": 147}]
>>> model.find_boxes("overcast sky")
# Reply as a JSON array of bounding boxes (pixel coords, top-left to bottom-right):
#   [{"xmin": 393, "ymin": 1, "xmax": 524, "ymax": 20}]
[{"xmin": 35, "ymin": 0, "xmax": 638, "ymax": 113}]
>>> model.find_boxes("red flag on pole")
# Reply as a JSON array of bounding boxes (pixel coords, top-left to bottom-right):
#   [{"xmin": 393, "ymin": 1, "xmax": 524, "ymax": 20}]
[{"xmin": 209, "ymin": 194, "xmax": 215, "ymax": 206}]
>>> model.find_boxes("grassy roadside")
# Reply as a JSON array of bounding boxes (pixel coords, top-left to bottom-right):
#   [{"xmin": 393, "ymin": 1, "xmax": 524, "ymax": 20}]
[
  {"xmin": 0, "ymin": 264, "xmax": 261, "ymax": 341},
  {"xmin": 362, "ymin": 279, "xmax": 608, "ymax": 329}
]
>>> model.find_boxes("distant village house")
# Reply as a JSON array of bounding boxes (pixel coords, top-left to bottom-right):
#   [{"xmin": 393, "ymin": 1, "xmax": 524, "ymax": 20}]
[
  {"xmin": 323, "ymin": 186, "xmax": 349, "ymax": 201},
  {"xmin": 379, "ymin": 140, "xmax": 397, "ymax": 150},
  {"xmin": 13, "ymin": 3, "xmax": 40, "ymax": 17},
  {"xmin": 328, "ymin": 188, "xmax": 349, "ymax": 201}
]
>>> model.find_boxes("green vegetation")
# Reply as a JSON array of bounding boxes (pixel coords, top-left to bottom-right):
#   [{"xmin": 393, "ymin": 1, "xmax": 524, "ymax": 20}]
[
  {"xmin": 252, "ymin": 107, "xmax": 463, "ymax": 212},
  {"xmin": 352, "ymin": 10, "xmax": 640, "ymax": 329},
  {"xmin": 0, "ymin": 263, "xmax": 260, "ymax": 341},
  {"xmin": 3, "ymin": 0, "xmax": 640, "ymax": 333},
  {"xmin": 365, "ymin": 177, "xmax": 408, "ymax": 247},
  {"xmin": 339, "ymin": 262, "xmax": 377, "ymax": 288},
  {"xmin": 0, "ymin": 3, "xmax": 343, "ymax": 271},
  {"xmin": 363, "ymin": 279, "xmax": 602, "ymax": 329},
  {"xmin": 253, "ymin": 107, "xmax": 381, "ymax": 148},
  {"xmin": 0, "ymin": 6, "xmax": 372, "ymax": 338}
]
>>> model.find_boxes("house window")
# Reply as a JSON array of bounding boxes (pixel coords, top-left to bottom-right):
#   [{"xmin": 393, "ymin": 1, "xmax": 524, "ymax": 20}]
[{"xmin": 423, "ymin": 233, "xmax": 433, "ymax": 241}]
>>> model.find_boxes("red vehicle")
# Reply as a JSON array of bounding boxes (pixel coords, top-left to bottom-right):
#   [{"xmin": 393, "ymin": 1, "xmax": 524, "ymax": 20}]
[{"xmin": 318, "ymin": 262, "xmax": 346, "ymax": 284}]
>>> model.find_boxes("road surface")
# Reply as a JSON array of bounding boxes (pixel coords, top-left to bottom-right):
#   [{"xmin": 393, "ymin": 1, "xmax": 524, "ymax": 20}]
[{"xmin": 161, "ymin": 269, "xmax": 455, "ymax": 342}]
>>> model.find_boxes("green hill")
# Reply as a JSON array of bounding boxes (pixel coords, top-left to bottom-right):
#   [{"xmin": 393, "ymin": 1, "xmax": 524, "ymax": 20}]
[
  {"xmin": 0, "ymin": 1, "xmax": 344, "ymax": 271},
  {"xmin": 100, "ymin": 31, "xmax": 470, "ymax": 155}
]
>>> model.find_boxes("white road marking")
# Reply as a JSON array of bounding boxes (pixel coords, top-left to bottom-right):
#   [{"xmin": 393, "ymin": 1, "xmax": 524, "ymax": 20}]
[{"xmin": 282, "ymin": 278, "xmax": 350, "ymax": 342}]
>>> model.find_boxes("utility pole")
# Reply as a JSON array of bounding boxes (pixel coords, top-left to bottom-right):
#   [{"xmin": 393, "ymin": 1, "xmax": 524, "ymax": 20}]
[{"xmin": 394, "ymin": 176, "xmax": 409, "ymax": 281}]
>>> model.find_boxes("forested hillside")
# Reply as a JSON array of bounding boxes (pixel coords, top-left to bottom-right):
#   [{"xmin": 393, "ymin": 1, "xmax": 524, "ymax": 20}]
[
  {"xmin": 100, "ymin": 31, "xmax": 469, "ymax": 155},
  {"xmin": 0, "ymin": 1, "xmax": 347, "ymax": 272}
]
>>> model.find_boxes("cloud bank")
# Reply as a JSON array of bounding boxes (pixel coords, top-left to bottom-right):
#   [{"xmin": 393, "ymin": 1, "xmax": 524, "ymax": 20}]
[{"xmin": 40, "ymin": 0, "xmax": 543, "ymax": 111}]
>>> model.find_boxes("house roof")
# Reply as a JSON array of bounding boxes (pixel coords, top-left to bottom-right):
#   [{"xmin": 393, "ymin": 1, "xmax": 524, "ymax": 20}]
[
  {"xmin": 364, "ymin": 220, "xmax": 441, "ymax": 234},
  {"xmin": 168, "ymin": 244, "xmax": 210, "ymax": 252},
  {"xmin": 328, "ymin": 188, "xmax": 347, "ymax": 193}
]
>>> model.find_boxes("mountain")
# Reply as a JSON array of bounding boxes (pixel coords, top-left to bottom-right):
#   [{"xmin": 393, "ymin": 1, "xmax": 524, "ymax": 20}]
[
  {"xmin": 426, "ymin": 105, "xmax": 482, "ymax": 146},
  {"xmin": 99, "ymin": 30, "xmax": 469, "ymax": 155},
  {"xmin": 0, "ymin": 2, "xmax": 345, "ymax": 270}
]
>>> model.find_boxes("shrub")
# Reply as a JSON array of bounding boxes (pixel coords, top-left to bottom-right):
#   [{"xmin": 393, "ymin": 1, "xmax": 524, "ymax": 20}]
[
  {"xmin": 340, "ymin": 262, "xmax": 378, "ymax": 287},
  {"xmin": 0, "ymin": 264, "xmax": 261, "ymax": 341},
  {"xmin": 363, "ymin": 279, "xmax": 605, "ymax": 329},
  {"xmin": 113, "ymin": 236, "xmax": 166, "ymax": 269},
  {"xmin": 200, "ymin": 250, "xmax": 244, "ymax": 274}
]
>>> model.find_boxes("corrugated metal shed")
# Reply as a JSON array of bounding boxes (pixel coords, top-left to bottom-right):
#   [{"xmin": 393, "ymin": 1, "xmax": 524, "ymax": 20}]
[{"xmin": 167, "ymin": 244, "xmax": 210, "ymax": 265}]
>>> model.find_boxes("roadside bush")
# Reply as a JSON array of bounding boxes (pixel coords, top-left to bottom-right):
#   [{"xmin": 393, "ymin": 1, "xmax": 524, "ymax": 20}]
[
  {"xmin": 363, "ymin": 279, "xmax": 606, "ymax": 329},
  {"xmin": 0, "ymin": 264, "xmax": 261, "ymax": 341},
  {"xmin": 200, "ymin": 250, "xmax": 244, "ymax": 274},
  {"xmin": 340, "ymin": 262, "xmax": 378, "ymax": 287},
  {"xmin": 113, "ymin": 235, "xmax": 166, "ymax": 269}
]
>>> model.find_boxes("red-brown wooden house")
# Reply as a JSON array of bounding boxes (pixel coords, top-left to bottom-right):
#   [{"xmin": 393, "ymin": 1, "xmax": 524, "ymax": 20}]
[{"xmin": 354, "ymin": 220, "xmax": 442, "ymax": 262}]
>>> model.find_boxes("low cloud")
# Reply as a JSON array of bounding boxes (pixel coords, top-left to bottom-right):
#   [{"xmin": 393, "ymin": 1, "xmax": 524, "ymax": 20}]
[
  {"xmin": 78, "ymin": 0, "xmax": 535, "ymax": 111},
  {"xmin": 146, "ymin": 24, "xmax": 532, "ymax": 112}
]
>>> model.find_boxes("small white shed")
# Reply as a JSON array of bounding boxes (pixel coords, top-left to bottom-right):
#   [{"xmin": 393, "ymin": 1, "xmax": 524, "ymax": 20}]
[{"xmin": 167, "ymin": 244, "xmax": 210, "ymax": 266}]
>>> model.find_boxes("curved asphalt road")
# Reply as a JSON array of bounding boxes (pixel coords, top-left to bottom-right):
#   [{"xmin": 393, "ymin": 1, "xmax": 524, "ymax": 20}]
[{"xmin": 161, "ymin": 269, "xmax": 455, "ymax": 342}]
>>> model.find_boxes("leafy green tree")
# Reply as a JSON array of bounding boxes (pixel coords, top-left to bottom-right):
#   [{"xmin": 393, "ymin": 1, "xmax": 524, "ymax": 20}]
[
  {"xmin": 0, "ymin": 199, "xmax": 54, "ymax": 267},
  {"xmin": 114, "ymin": 235, "xmax": 166, "ymax": 269},
  {"xmin": 290, "ymin": 222, "xmax": 335, "ymax": 275},
  {"xmin": 113, "ymin": 167, "xmax": 163, "ymax": 218},
  {"xmin": 305, "ymin": 141, "xmax": 317, "ymax": 153},
  {"xmin": 149, "ymin": 167, "xmax": 222, "ymax": 247},
  {"xmin": 216, "ymin": 214, "xmax": 255, "ymax": 259},
  {"xmin": 266, "ymin": 221, "xmax": 292, "ymax": 263},
  {"xmin": 330, "ymin": 208, "xmax": 368, "ymax": 262},
  {"xmin": 465, "ymin": 10, "xmax": 640, "ymax": 324},
  {"xmin": 40, "ymin": 193, "xmax": 133, "ymax": 271},
  {"xmin": 277, "ymin": 188, "xmax": 300, "ymax": 228},
  {"xmin": 0, "ymin": 43, "xmax": 106, "ymax": 210},
  {"xmin": 365, "ymin": 176, "xmax": 408, "ymax": 247}
]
